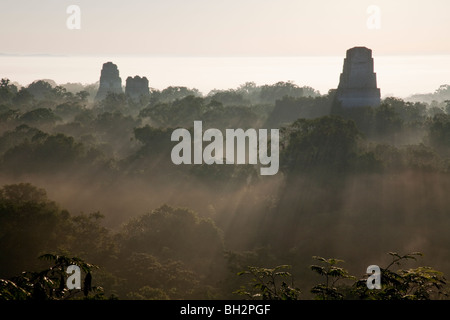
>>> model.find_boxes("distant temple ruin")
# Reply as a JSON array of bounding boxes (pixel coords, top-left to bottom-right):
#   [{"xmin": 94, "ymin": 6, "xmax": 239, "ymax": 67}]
[
  {"xmin": 336, "ymin": 47, "xmax": 381, "ymax": 108},
  {"xmin": 95, "ymin": 62, "xmax": 123, "ymax": 101},
  {"xmin": 125, "ymin": 76, "xmax": 150, "ymax": 101},
  {"xmin": 95, "ymin": 62, "xmax": 150, "ymax": 102}
]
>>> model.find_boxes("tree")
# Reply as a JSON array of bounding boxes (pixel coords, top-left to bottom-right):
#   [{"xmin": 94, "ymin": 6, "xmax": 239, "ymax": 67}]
[
  {"xmin": 1, "ymin": 133, "xmax": 88, "ymax": 175},
  {"xmin": 266, "ymin": 95, "xmax": 332, "ymax": 128},
  {"xmin": 116, "ymin": 252, "xmax": 200, "ymax": 300},
  {"xmin": 280, "ymin": 116, "xmax": 362, "ymax": 174},
  {"xmin": 131, "ymin": 125, "xmax": 174, "ymax": 162},
  {"xmin": 445, "ymin": 100, "xmax": 450, "ymax": 115},
  {"xmin": 54, "ymin": 102, "xmax": 84, "ymax": 122},
  {"xmin": 0, "ymin": 253, "xmax": 100, "ymax": 300},
  {"xmin": 0, "ymin": 105, "xmax": 20, "ymax": 126},
  {"xmin": 427, "ymin": 113, "xmax": 450, "ymax": 157},
  {"xmin": 119, "ymin": 205, "xmax": 223, "ymax": 266},
  {"xmin": 234, "ymin": 265, "xmax": 301, "ymax": 300},
  {"xmin": 99, "ymin": 92, "xmax": 128, "ymax": 114},
  {"xmin": 64, "ymin": 212, "xmax": 117, "ymax": 264},
  {"xmin": 258, "ymin": 81, "xmax": 319, "ymax": 104},
  {"xmin": 375, "ymin": 102, "xmax": 403, "ymax": 137},
  {"xmin": 0, "ymin": 184, "xmax": 72, "ymax": 277},
  {"xmin": 310, "ymin": 256, "xmax": 355, "ymax": 300},
  {"xmin": 12, "ymin": 88, "xmax": 34, "ymax": 109},
  {"xmin": 0, "ymin": 78, "xmax": 16, "ymax": 105},
  {"xmin": 76, "ymin": 90, "xmax": 89, "ymax": 102},
  {"xmin": 91, "ymin": 111, "xmax": 140, "ymax": 157},
  {"xmin": 27, "ymin": 80, "xmax": 54, "ymax": 100},
  {"xmin": 20, "ymin": 108, "xmax": 61, "ymax": 127},
  {"xmin": 117, "ymin": 204, "xmax": 225, "ymax": 298},
  {"xmin": 201, "ymin": 104, "xmax": 260, "ymax": 130},
  {"xmin": 156, "ymin": 86, "xmax": 201, "ymax": 103},
  {"xmin": 139, "ymin": 95, "xmax": 205, "ymax": 127},
  {"xmin": 353, "ymin": 252, "xmax": 447, "ymax": 300},
  {"xmin": 207, "ymin": 89, "xmax": 248, "ymax": 106},
  {"xmin": 0, "ymin": 124, "xmax": 42, "ymax": 155}
]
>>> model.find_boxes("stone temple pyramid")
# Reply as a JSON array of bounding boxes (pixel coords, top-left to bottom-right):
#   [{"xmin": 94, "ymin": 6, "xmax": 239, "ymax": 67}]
[{"xmin": 336, "ymin": 47, "xmax": 381, "ymax": 108}]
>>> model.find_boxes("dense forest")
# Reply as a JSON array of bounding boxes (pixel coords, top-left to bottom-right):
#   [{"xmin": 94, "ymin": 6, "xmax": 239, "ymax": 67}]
[{"xmin": 0, "ymin": 77, "xmax": 449, "ymax": 300}]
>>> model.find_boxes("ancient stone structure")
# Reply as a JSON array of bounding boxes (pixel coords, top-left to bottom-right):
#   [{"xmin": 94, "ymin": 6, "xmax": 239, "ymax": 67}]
[
  {"xmin": 95, "ymin": 62, "xmax": 123, "ymax": 101},
  {"xmin": 125, "ymin": 76, "xmax": 150, "ymax": 101},
  {"xmin": 336, "ymin": 47, "xmax": 381, "ymax": 108}
]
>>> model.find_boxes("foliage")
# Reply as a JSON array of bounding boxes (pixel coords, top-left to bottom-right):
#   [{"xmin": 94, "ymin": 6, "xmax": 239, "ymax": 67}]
[
  {"xmin": 207, "ymin": 89, "xmax": 248, "ymax": 106},
  {"xmin": 0, "ymin": 78, "xmax": 17, "ymax": 105},
  {"xmin": 280, "ymin": 116, "xmax": 362, "ymax": 174},
  {"xmin": 309, "ymin": 256, "xmax": 355, "ymax": 300},
  {"xmin": 234, "ymin": 252, "xmax": 447, "ymax": 301},
  {"xmin": 20, "ymin": 108, "xmax": 61, "ymax": 126},
  {"xmin": 119, "ymin": 204, "xmax": 224, "ymax": 264},
  {"xmin": 115, "ymin": 252, "xmax": 200, "ymax": 300},
  {"xmin": 266, "ymin": 95, "xmax": 332, "ymax": 128},
  {"xmin": 0, "ymin": 253, "xmax": 100, "ymax": 300},
  {"xmin": 408, "ymin": 84, "xmax": 450, "ymax": 104},
  {"xmin": 1, "ymin": 132, "xmax": 88, "ymax": 174},
  {"xmin": 150, "ymin": 86, "xmax": 202, "ymax": 104},
  {"xmin": 0, "ymin": 183, "xmax": 72, "ymax": 276},
  {"xmin": 98, "ymin": 92, "xmax": 128, "ymax": 114},
  {"xmin": 26, "ymin": 80, "xmax": 55, "ymax": 100},
  {"xmin": 64, "ymin": 212, "xmax": 118, "ymax": 263},
  {"xmin": 354, "ymin": 252, "xmax": 447, "ymax": 300},
  {"xmin": 427, "ymin": 113, "xmax": 450, "ymax": 157},
  {"xmin": 234, "ymin": 265, "xmax": 300, "ymax": 300},
  {"xmin": 139, "ymin": 95, "xmax": 206, "ymax": 127}
]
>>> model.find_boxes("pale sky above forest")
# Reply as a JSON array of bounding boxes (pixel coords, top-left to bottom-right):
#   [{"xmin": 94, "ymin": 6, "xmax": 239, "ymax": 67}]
[{"xmin": 1, "ymin": 0, "xmax": 449, "ymax": 56}]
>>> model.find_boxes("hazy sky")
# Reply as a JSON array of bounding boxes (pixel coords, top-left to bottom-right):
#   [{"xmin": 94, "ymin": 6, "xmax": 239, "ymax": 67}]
[{"xmin": 1, "ymin": 0, "xmax": 450, "ymax": 56}]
